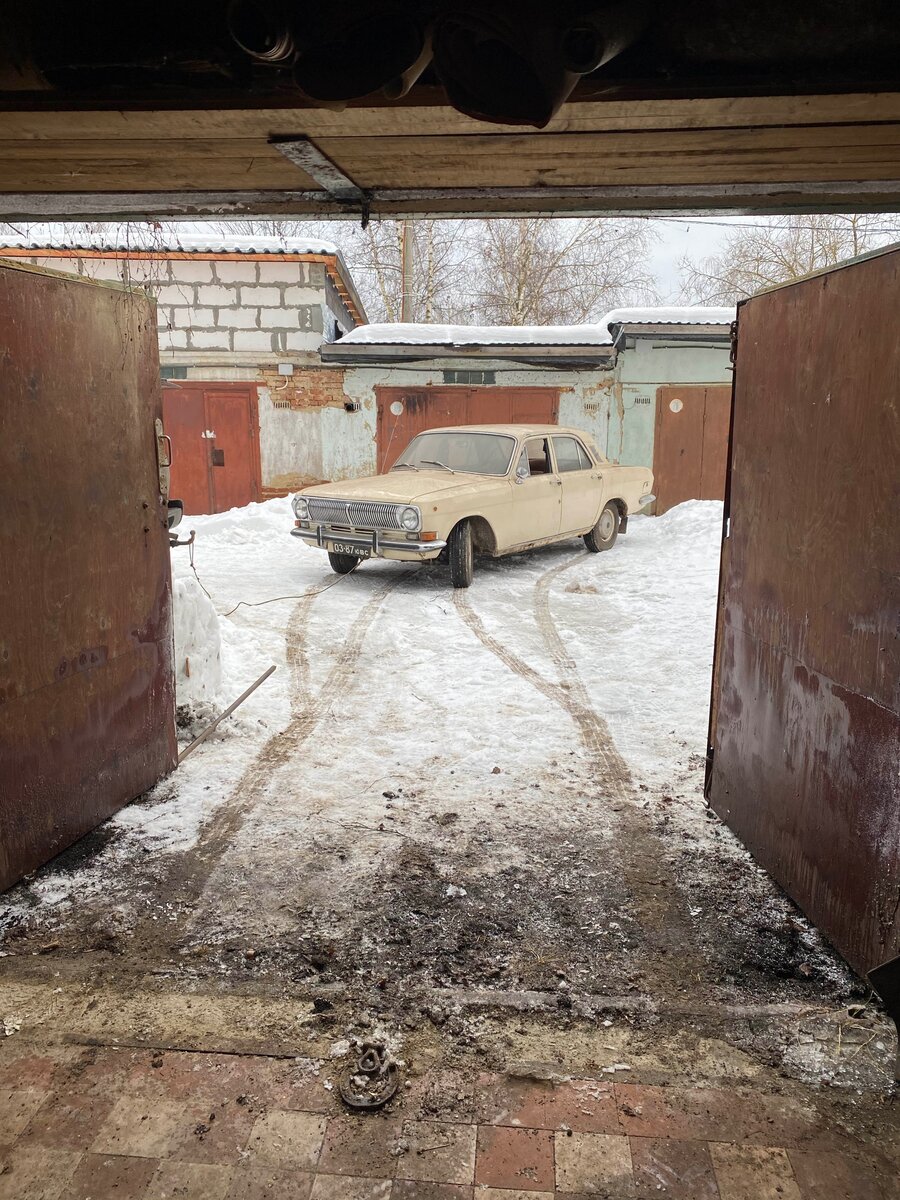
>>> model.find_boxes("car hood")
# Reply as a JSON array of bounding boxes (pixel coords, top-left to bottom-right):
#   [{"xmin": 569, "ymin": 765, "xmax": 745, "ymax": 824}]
[{"xmin": 300, "ymin": 470, "xmax": 503, "ymax": 504}]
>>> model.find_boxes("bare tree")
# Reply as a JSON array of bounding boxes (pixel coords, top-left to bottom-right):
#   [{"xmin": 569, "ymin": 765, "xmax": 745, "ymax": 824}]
[
  {"xmin": 226, "ymin": 216, "xmax": 658, "ymax": 325},
  {"xmin": 470, "ymin": 218, "xmax": 658, "ymax": 325},
  {"xmin": 678, "ymin": 214, "xmax": 896, "ymax": 304},
  {"xmin": 2, "ymin": 216, "xmax": 661, "ymax": 327}
]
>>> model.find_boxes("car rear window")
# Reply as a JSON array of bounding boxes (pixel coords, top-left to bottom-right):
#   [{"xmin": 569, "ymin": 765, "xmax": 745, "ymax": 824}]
[{"xmin": 553, "ymin": 436, "xmax": 593, "ymax": 472}]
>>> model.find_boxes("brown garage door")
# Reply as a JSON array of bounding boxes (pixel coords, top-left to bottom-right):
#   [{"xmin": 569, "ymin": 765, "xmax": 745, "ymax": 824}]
[
  {"xmin": 163, "ymin": 382, "xmax": 261, "ymax": 515},
  {"xmin": 0, "ymin": 261, "xmax": 177, "ymax": 892},
  {"xmin": 707, "ymin": 245, "xmax": 900, "ymax": 979},
  {"xmin": 376, "ymin": 386, "xmax": 559, "ymax": 472},
  {"xmin": 653, "ymin": 385, "xmax": 731, "ymax": 514}
]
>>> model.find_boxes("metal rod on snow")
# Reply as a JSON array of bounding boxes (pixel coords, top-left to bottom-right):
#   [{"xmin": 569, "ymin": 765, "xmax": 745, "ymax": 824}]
[{"xmin": 177, "ymin": 664, "xmax": 277, "ymax": 765}]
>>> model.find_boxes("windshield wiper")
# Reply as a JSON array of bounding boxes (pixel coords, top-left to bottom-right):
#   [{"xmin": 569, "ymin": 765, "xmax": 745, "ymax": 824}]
[
  {"xmin": 391, "ymin": 462, "xmax": 420, "ymax": 471},
  {"xmin": 422, "ymin": 459, "xmax": 456, "ymax": 474}
]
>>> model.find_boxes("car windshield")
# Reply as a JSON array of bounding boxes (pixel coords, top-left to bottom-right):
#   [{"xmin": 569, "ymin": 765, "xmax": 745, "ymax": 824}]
[{"xmin": 392, "ymin": 431, "xmax": 516, "ymax": 476}]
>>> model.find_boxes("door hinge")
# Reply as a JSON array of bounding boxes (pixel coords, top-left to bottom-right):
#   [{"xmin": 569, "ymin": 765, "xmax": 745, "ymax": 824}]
[
  {"xmin": 155, "ymin": 417, "xmax": 171, "ymax": 501},
  {"xmin": 729, "ymin": 319, "xmax": 739, "ymax": 366}
]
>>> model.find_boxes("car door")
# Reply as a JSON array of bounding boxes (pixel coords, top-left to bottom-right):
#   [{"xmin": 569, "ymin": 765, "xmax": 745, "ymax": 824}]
[
  {"xmin": 506, "ymin": 436, "xmax": 562, "ymax": 545},
  {"xmin": 553, "ymin": 435, "xmax": 602, "ymax": 532}
]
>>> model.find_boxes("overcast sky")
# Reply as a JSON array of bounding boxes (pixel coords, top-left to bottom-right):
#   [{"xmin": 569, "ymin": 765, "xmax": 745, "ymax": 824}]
[{"xmin": 646, "ymin": 217, "xmax": 733, "ymax": 302}]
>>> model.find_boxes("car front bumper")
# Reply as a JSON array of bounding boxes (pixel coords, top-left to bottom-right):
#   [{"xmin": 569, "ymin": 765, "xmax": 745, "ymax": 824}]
[{"xmin": 291, "ymin": 526, "xmax": 447, "ymax": 557}]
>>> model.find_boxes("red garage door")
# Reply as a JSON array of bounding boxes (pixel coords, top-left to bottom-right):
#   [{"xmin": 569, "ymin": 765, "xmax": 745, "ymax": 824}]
[
  {"xmin": 376, "ymin": 386, "xmax": 559, "ymax": 472},
  {"xmin": 163, "ymin": 382, "xmax": 261, "ymax": 515},
  {"xmin": 653, "ymin": 385, "xmax": 732, "ymax": 515}
]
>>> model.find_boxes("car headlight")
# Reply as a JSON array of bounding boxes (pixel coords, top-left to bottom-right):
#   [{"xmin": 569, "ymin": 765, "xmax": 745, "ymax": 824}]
[
  {"xmin": 292, "ymin": 495, "xmax": 309, "ymax": 520},
  {"xmin": 399, "ymin": 505, "xmax": 421, "ymax": 532}
]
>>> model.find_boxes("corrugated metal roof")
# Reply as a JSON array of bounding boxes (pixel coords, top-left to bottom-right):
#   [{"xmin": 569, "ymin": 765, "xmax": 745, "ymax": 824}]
[
  {"xmin": 0, "ymin": 226, "xmax": 339, "ymax": 256},
  {"xmin": 0, "ymin": 222, "xmax": 368, "ymax": 324}
]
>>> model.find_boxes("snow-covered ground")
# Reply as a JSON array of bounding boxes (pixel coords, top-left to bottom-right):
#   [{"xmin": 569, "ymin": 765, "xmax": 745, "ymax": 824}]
[
  {"xmin": 5, "ymin": 496, "xmax": 891, "ymax": 1091},
  {"xmin": 156, "ymin": 498, "xmax": 723, "ymax": 854},
  {"xmin": 5, "ymin": 499, "xmax": 724, "ymax": 911}
]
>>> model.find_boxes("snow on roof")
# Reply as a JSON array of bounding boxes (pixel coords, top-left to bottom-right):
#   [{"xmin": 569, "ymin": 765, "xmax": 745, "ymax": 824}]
[
  {"xmin": 601, "ymin": 306, "xmax": 735, "ymax": 331},
  {"xmin": 338, "ymin": 322, "xmax": 615, "ymax": 348},
  {"xmin": 0, "ymin": 222, "xmax": 339, "ymax": 257},
  {"xmin": 337, "ymin": 307, "xmax": 735, "ymax": 350}
]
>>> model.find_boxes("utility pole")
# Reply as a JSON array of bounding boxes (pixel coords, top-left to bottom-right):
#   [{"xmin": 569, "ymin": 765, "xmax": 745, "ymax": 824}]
[{"xmin": 400, "ymin": 219, "xmax": 414, "ymax": 322}]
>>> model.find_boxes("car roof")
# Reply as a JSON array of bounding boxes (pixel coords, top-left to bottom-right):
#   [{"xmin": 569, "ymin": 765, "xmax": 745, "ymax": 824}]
[{"xmin": 413, "ymin": 424, "xmax": 591, "ymax": 439}]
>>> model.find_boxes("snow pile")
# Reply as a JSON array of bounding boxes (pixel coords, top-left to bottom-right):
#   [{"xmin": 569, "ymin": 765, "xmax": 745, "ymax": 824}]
[{"xmin": 172, "ymin": 575, "xmax": 222, "ymax": 709}]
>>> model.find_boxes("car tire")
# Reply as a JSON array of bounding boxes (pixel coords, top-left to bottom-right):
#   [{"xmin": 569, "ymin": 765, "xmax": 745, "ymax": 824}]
[
  {"xmin": 584, "ymin": 502, "xmax": 620, "ymax": 553},
  {"xmin": 328, "ymin": 551, "xmax": 361, "ymax": 575},
  {"xmin": 448, "ymin": 519, "xmax": 474, "ymax": 588}
]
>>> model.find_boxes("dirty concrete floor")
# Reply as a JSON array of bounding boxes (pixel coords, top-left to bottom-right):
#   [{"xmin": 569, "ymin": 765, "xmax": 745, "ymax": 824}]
[{"xmin": 1, "ymin": 521, "xmax": 898, "ymax": 1197}]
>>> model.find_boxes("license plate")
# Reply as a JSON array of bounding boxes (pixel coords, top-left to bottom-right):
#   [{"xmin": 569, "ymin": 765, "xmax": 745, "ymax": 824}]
[{"xmin": 330, "ymin": 541, "xmax": 371, "ymax": 558}]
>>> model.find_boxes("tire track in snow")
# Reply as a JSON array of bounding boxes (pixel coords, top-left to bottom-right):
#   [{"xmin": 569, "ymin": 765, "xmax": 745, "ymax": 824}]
[
  {"xmin": 191, "ymin": 568, "xmax": 415, "ymax": 873},
  {"xmin": 453, "ymin": 555, "xmax": 629, "ymax": 791},
  {"xmin": 532, "ymin": 553, "xmax": 710, "ymax": 993},
  {"xmin": 533, "ymin": 553, "xmax": 631, "ymax": 790},
  {"xmin": 457, "ymin": 554, "xmax": 708, "ymax": 997}
]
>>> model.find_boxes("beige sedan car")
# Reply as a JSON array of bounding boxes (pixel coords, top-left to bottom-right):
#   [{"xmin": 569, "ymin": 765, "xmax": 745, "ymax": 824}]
[{"xmin": 291, "ymin": 424, "xmax": 654, "ymax": 588}]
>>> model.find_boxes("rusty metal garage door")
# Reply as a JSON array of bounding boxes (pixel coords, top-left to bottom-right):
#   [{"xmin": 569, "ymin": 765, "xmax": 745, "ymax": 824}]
[
  {"xmin": 376, "ymin": 386, "xmax": 560, "ymax": 472},
  {"xmin": 0, "ymin": 260, "xmax": 177, "ymax": 891},
  {"xmin": 653, "ymin": 385, "xmax": 732, "ymax": 515},
  {"xmin": 163, "ymin": 382, "xmax": 261, "ymax": 516},
  {"xmin": 706, "ymin": 245, "xmax": 900, "ymax": 979}
]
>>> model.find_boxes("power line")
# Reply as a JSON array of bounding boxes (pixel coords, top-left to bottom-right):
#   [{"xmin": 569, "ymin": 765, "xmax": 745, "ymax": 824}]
[{"xmin": 645, "ymin": 215, "xmax": 900, "ymax": 234}]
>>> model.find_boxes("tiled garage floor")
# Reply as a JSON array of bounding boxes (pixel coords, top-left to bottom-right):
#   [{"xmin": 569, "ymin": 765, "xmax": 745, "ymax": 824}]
[{"xmin": 0, "ymin": 1042, "xmax": 897, "ymax": 1199}]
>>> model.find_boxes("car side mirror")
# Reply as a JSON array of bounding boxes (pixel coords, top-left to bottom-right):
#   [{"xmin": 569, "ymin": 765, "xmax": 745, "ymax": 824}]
[{"xmin": 515, "ymin": 465, "xmax": 529, "ymax": 483}]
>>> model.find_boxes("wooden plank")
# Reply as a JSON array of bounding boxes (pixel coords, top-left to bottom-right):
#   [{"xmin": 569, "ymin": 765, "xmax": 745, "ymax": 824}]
[
  {"xmin": 3, "ymin": 181, "xmax": 900, "ymax": 220},
  {"xmin": 312, "ymin": 129, "xmax": 900, "ymax": 188},
  {"xmin": 2, "ymin": 93, "xmax": 900, "ymax": 140},
  {"xmin": 3, "ymin": 124, "xmax": 900, "ymax": 192}
]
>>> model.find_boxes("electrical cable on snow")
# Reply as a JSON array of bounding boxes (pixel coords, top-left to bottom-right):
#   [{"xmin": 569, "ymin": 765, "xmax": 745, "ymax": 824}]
[
  {"xmin": 222, "ymin": 573, "xmax": 346, "ymax": 617},
  {"xmin": 188, "ymin": 534, "xmax": 213, "ymax": 601},
  {"xmin": 177, "ymin": 527, "xmax": 349, "ymax": 617}
]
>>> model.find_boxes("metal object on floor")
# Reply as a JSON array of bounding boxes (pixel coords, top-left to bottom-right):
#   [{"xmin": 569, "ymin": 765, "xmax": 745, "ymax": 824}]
[
  {"xmin": 868, "ymin": 955, "xmax": 900, "ymax": 1082},
  {"xmin": 177, "ymin": 665, "xmax": 277, "ymax": 764},
  {"xmin": 339, "ymin": 1042, "xmax": 400, "ymax": 1111}
]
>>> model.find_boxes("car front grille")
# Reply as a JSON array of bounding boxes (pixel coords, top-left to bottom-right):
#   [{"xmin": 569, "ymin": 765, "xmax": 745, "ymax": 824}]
[{"xmin": 307, "ymin": 497, "xmax": 404, "ymax": 531}]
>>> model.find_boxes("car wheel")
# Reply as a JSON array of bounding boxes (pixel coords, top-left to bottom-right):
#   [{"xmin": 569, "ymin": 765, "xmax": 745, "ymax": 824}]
[
  {"xmin": 584, "ymin": 502, "xmax": 619, "ymax": 553},
  {"xmin": 328, "ymin": 551, "xmax": 361, "ymax": 575},
  {"xmin": 448, "ymin": 519, "xmax": 474, "ymax": 588}
]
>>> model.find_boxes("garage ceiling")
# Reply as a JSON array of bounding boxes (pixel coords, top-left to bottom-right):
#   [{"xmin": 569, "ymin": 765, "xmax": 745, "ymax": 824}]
[{"xmin": 2, "ymin": 1, "xmax": 899, "ymax": 220}]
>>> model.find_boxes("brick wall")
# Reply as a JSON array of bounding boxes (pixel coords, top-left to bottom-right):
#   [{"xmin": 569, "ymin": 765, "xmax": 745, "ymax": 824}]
[{"xmin": 259, "ymin": 365, "xmax": 348, "ymax": 411}]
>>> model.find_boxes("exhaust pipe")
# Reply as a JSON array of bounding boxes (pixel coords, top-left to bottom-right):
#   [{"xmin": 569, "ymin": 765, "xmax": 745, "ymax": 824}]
[
  {"xmin": 291, "ymin": 5, "xmax": 432, "ymax": 103},
  {"xmin": 227, "ymin": 0, "xmax": 295, "ymax": 64},
  {"xmin": 560, "ymin": 3, "xmax": 648, "ymax": 74},
  {"xmin": 433, "ymin": 2, "xmax": 646, "ymax": 128}
]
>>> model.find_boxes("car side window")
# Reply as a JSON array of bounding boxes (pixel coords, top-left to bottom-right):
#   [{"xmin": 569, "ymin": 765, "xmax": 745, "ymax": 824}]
[
  {"xmin": 553, "ymin": 436, "xmax": 592, "ymax": 473},
  {"xmin": 515, "ymin": 447, "xmax": 530, "ymax": 478},
  {"xmin": 524, "ymin": 437, "xmax": 552, "ymax": 475}
]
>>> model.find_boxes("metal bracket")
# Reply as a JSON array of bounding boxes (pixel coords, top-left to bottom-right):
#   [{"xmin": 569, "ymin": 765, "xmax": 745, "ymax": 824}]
[
  {"xmin": 154, "ymin": 417, "xmax": 171, "ymax": 501},
  {"xmin": 270, "ymin": 137, "xmax": 371, "ymax": 213},
  {"xmin": 868, "ymin": 955, "xmax": 900, "ymax": 1082}
]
